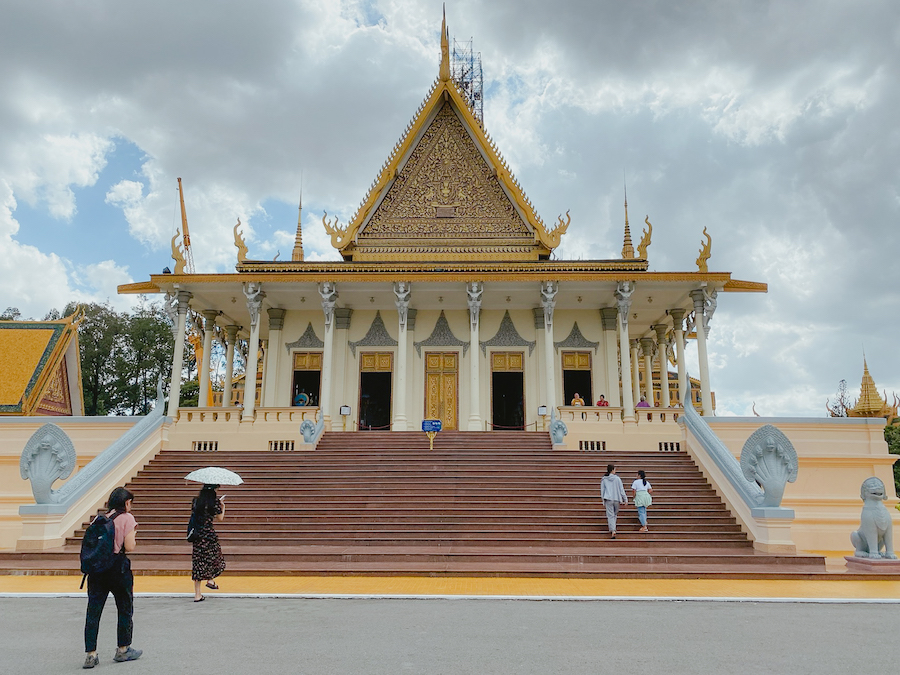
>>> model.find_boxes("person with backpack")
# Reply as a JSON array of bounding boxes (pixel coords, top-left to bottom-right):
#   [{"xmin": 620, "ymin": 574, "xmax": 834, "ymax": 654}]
[
  {"xmin": 190, "ymin": 484, "xmax": 226, "ymax": 602},
  {"xmin": 81, "ymin": 486, "xmax": 142, "ymax": 668}
]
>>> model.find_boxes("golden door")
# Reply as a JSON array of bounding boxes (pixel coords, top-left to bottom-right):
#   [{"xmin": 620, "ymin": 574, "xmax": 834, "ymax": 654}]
[{"xmin": 424, "ymin": 352, "xmax": 458, "ymax": 430}]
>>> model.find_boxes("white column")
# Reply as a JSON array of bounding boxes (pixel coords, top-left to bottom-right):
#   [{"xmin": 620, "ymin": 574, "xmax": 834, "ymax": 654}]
[
  {"xmin": 393, "ymin": 282, "xmax": 411, "ymax": 431},
  {"xmin": 600, "ymin": 308, "xmax": 620, "ymax": 406},
  {"xmin": 630, "ymin": 339, "xmax": 640, "ymax": 407},
  {"xmin": 614, "ymin": 282, "xmax": 635, "ymax": 421},
  {"xmin": 467, "ymin": 282, "xmax": 483, "ymax": 430},
  {"xmin": 540, "ymin": 281, "xmax": 558, "ymax": 415},
  {"xmin": 166, "ymin": 291, "xmax": 192, "ymax": 417},
  {"xmin": 640, "ymin": 337, "xmax": 655, "ymax": 405},
  {"xmin": 319, "ymin": 282, "xmax": 338, "ymax": 429},
  {"xmin": 670, "ymin": 309, "xmax": 687, "ymax": 407},
  {"xmin": 242, "ymin": 283, "xmax": 266, "ymax": 420},
  {"xmin": 263, "ymin": 309, "xmax": 285, "ymax": 406},
  {"xmin": 222, "ymin": 325, "xmax": 238, "ymax": 407},
  {"xmin": 198, "ymin": 310, "xmax": 217, "ymax": 407},
  {"xmin": 653, "ymin": 323, "xmax": 671, "ymax": 408},
  {"xmin": 690, "ymin": 289, "xmax": 713, "ymax": 416}
]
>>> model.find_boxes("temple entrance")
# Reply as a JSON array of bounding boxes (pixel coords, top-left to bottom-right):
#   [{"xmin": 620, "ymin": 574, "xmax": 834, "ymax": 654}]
[
  {"xmin": 358, "ymin": 352, "xmax": 392, "ymax": 430},
  {"xmin": 424, "ymin": 352, "xmax": 458, "ymax": 430},
  {"xmin": 291, "ymin": 352, "xmax": 322, "ymax": 406},
  {"xmin": 562, "ymin": 351, "xmax": 592, "ymax": 405},
  {"xmin": 491, "ymin": 352, "xmax": 525, "ymax": 430}
]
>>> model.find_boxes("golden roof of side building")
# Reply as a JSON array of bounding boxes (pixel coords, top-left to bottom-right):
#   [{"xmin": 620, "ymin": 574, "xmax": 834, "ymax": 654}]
[
  {"xmin": 0, "ymin": 312, "xmax": 84, "ymax": 416},
  {"xmin": 315, "ymin": 12, "xmax": 570, "ymax": 263},
  {"xmin": 847, "ymin": 358, "xmax": 897, "ymax": 422}
]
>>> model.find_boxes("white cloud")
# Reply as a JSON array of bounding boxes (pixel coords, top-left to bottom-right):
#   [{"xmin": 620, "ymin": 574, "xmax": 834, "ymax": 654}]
[{"xmin": 0, "ymin": 0, "xmax": 898, "ymax": 417}]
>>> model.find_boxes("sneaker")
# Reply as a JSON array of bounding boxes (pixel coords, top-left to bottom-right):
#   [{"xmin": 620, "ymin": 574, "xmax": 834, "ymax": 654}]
[
  {"xmin": 113, "ymin": 647, "xmax": 143, "ymax": 663},
  {"xmin": 83, "ymin": 653, "xmax": 99, "ymax": 669}
]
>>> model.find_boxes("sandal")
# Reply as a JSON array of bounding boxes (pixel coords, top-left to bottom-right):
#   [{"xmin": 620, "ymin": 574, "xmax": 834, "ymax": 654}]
[
  {"xmin": 206, "ymin": 582, "xmax": 219, "ymax": 590},
  {"xmin": 194, "ymin": 595, "xmax": 206, "ymax": 602}
]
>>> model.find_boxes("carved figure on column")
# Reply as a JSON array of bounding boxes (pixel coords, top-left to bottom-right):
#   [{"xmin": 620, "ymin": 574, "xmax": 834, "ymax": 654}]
[
  {"xmin": 614, "ymin": 281, "xmax": 635, "ymax": 327},
  {"xmin": 740, "ymin": 425, "xmax": 798, "ymax": 508},
  {"xmin": 850, "ymin": 477, "xmax": 896, "ymax": 559},
  {"xmin": 466, "ymin": 281, "xmax": 483, "ymax": 330},
  {"xmin": 393, "ymin": 281, "xmax": 412, "ymax": 330},
  {"xmin": 702, "ymin": 288, "xmax": 718, "ymax": 335},
  {"xmin": 540, "ymin": 281, "xmax": 558, "ymax": 327},
  {"xmin": 318, "ymin": 282, "xmax": 338, "ymax": 327},
  {"xmin": 243, "ymin": 282, "xmax": 266, "ymax": 328},
  {"xmin": 163, "ymin": 292, "xmax": 179, "ymax": 337}
]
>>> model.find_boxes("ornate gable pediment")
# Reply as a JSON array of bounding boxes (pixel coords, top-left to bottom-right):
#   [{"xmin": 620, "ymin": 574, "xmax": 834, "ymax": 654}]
[{"xmin": 354, "ymin": 102, "xmax": 536, "ymax": 261}]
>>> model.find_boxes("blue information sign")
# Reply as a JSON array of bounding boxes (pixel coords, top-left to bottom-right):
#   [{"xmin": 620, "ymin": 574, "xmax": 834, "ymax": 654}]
[{"xmin": 422, "ymin": 419, "xmax": 442, "ymax": 433}]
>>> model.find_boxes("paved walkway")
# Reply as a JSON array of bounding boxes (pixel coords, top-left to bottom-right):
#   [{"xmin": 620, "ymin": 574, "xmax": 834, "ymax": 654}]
[{"xmin": 2, "ymin": 595, "xmax": 899, "ymax": 674}]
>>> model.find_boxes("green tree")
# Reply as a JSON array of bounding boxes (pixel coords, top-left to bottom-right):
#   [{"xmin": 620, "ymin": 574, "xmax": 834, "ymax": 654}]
[
  {"xmin": 179, "ymin": 380, "xmax": 200, "ymax": 408},
  {"xmin": 113, "ymin": 299, "xmax": 174, "ymax": 415},
  {"xmin": 1, "ymin": 307, "xmax": 22, "ymax": 321},
  {"xmin": 884, "ymin": 424, "xmax": 900, "ymax": 498},
  {"xmin": 66, "ymin": 302, "xmax": 125, "ymax": 416}
]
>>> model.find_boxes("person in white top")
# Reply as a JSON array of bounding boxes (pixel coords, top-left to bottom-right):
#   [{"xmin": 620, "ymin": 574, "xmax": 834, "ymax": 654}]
[{"xmin": 631, "ymin": 470, "xmax": 653, "ymax": 533}]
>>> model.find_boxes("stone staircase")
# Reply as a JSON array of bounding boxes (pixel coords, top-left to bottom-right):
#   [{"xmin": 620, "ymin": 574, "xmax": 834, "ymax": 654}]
[{"xmin": 1, "ymin": 431, "xmax": 828, "ymax": 577}]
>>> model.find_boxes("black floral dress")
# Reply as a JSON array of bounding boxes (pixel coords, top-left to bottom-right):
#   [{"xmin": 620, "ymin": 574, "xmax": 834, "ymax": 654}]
[{"xmin": 191, "ymin": 500, "xmax": 225, "ymax": 581}]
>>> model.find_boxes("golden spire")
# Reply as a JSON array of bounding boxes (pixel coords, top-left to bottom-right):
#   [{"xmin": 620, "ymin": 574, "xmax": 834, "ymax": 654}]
[
  {"xmin": 621, "ymin": 183, "xmax": 634, "ymax": 259},
  {"xmin": 291, "ymin": 179, "xmax": 304, "ymax": 262},
  {"xmin": 439, "ymin": 5, "xmax": 450, "ymax": 82},
  {"xmin": 850, "ymin": 357, "xmax": 888, "ymax": 415}
]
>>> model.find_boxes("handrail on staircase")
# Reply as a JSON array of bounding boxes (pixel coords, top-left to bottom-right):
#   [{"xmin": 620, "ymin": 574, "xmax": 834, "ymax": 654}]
[
  {"xmin": 20, "ymin": 382, "xmax": 168, "ymax": 517},
  {"xmin": 681, "ymin": 404, "xmax": 769, "ymax": 513},
  {"xmin": 680, "ymin": 404, "xmax": 796, "ymax": 556}
]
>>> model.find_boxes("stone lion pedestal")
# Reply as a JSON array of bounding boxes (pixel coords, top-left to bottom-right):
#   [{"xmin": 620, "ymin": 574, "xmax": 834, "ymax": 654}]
[{"xmin": 843, "ymin": 556, "xmax": 900, "ymax": 573}]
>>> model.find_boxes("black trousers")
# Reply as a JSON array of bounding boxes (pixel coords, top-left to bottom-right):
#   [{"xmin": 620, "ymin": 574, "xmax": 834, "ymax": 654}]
[{"xmin": 84, "ymin": 556, "xmax": 133, "ymax": 652}]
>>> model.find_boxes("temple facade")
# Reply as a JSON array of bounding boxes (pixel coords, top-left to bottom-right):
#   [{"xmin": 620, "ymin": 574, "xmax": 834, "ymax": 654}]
[{"xmin": 119, "ymin": 15, "xmax": 763, "ymax": 436}]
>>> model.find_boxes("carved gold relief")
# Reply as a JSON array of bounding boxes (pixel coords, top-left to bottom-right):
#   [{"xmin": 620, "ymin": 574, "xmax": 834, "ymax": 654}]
[{"xmin": 360, "ymin": 104, "xmax": 532, "ymax": 243}]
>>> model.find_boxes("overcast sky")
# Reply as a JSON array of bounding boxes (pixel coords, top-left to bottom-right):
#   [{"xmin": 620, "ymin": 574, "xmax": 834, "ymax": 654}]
[{"xmin": 1, "ymin": 0, "xmax": 898, "ymax": 417}]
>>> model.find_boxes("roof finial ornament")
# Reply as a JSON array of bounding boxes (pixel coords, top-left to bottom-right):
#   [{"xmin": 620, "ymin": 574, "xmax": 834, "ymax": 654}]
[
  {"xmin": 233, "ymin": 218, "xmax": 248, "ymax": 264},
  {"xmin": 637, "ymin": 215, "xmax": 653, "ymax": 259},
  {"xmin": 292, "ymin": 173, "xmax": 304, "ymax": 262},
  {"xmin": 171, "ymin": 229, "xmax": 187, "ymax": 274},
  {"xmin": 621, "ymin": 178, "xmax": 635, "ymax": 259},
  {"xmin": 439, "ymin": 5, "xmax": 450, "ymax": 82},
  {"xmin": 696, "ymin": 226, "xmax": 712, "ymax": 272}
]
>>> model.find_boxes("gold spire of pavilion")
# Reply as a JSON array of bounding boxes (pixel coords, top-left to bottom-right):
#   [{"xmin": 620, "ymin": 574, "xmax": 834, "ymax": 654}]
[
  {"xmin": 849, "ymin": 357, "xmax": 888, "ymax": 415},
  {"xmin": 621, "ymin": 184, "xmax": 635, "ymax": 259},
  {"xmin": 291, "ymin": 181, "xmax": 304, "ymax": 262},
  {"xmin": 439, "ymin": 5, "xmax": 450, "ymax": 82}
]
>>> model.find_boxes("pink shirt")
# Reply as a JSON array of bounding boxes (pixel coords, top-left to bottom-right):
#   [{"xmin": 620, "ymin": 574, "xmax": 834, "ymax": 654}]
[{"xmin": 106, "ymin": 511, "xmax": 138, "ymax": 554}]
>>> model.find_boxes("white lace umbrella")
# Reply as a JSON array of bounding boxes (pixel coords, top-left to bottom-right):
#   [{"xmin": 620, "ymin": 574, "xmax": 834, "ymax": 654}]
[{"xmin": 184, "ymin": 467, "xmax": 244, "ymax": 486}]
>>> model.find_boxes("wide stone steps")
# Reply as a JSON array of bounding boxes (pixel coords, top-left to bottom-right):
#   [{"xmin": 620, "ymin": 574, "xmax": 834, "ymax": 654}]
[{"xmin": 1, "ymin": 431, "xmax": 829, "ymax": 577}]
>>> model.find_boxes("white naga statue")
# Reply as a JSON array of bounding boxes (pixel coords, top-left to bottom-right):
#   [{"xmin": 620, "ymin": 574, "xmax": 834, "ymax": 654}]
[{"xmin": 740, "ymin": 424, "xmax": 798, "ymax": 508}]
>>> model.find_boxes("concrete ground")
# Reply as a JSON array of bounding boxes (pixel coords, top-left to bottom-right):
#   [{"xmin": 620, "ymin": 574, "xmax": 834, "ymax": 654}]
[{"xmin": 2, "ymin": 595, "xmax": 899, "ymax": 675}]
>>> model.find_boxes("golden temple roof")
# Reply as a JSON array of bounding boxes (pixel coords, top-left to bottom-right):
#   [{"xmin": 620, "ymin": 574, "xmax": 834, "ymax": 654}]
[
  {"xmin": 848, "ymin": 358, "xmax": 897, "ymax": 421},
  {"xmin": 0, "ymin": 312, "xmax": 83, "ymax": 416},
  {"xmin": 321, "ymin": 11, "xmax": 569, "ymax": 263}
]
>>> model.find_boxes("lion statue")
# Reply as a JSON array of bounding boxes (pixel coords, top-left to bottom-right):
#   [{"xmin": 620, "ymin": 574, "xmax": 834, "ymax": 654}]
[{"xmin": 850, "ymin": 477, "xmax": 897, "ymax": 559}]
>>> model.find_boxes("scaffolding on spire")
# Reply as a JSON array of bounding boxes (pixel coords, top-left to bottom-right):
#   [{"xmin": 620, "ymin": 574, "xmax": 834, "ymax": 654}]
[{"xmin": 451, "ymin": 37, "xmax": 483, "ymax": 124}]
